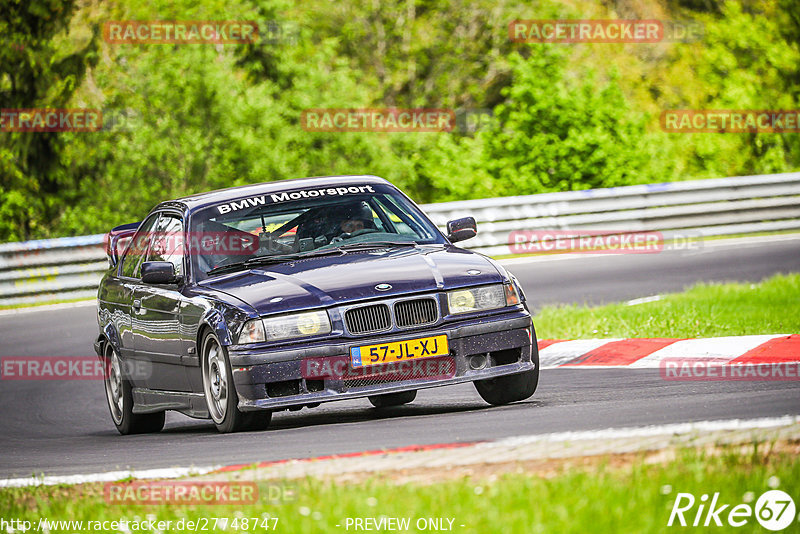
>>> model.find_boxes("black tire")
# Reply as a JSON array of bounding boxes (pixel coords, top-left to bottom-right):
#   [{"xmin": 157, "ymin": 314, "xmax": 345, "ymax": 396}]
[
  {"xmin": 244, "ymin": 411, "xmax": 273, "ymax": 431},
  {"xmin": 201, "ymin": 331, "xmax": 272, "ymax": 433},
  {"xmin": 103, "ymin": 343, "xmax": 165, "ymax": 435},
  {"xmin": 474, "ymin": 369, "xmax": 538, "ymax": 405},
  {"xmin": 368, "ymin": 390, "xmax": 417, "ymax": 408},
  {"xmin": 474, "ymin": 346, "xmax": 540, "ymax": 406}
]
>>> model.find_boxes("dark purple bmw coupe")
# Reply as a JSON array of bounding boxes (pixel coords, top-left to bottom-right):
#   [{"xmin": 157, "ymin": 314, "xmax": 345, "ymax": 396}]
[{"xmin": 95, "ymin": 176, "xmax": 539, "ymax": 433}]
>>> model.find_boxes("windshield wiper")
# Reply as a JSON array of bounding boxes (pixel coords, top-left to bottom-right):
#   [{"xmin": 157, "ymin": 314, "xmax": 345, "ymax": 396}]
[
  {"xmin": 207, "ymin": 253, "xmax": 301, "ymax": 276},
  {"xmin": 206, "ymin": 241, "xmax": 418, "ymax": 276},
  {"xmin": 325, "ymin": 240, "xmax": 418, "ymax": 251}
]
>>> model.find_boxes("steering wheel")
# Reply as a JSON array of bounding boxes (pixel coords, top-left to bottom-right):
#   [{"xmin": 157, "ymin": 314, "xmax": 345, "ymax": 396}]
[
  {"xmin": 331, "ymin": 228, "xmax": 379, "ymax": 244},
  {"xmin": 258, "ymin": 233, "xmax": 293, "ymax": 255},
  {"xmin": 350, "ymin": 228, "xmax": 380, "ymax": 237}
]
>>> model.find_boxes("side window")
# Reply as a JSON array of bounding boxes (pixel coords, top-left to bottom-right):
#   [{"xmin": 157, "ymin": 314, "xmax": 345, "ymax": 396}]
[
  {"xmin": 146, "ymin": 215, "xmax": 184, "ymax": 277},
  {"xmin": 120, "ymin": 214, "xmax": 160, "ymax": 279}
]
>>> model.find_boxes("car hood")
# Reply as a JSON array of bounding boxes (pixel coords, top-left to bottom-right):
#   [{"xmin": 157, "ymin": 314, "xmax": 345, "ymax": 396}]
[{"xmin": 198, "ymin": 246, "xmax": 504, "ymax": 316}]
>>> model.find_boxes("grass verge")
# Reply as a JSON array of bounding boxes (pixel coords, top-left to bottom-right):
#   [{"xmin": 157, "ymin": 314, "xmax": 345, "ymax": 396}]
[
  {"xmin": 1, "ymin": 444, "xmax": 798, "ymax": 533},
  {"xmin": 533, "ymin": 273, "xmax": 800, "ymax": 339},
  {"xmin": 0, "ymin": 297, "xmax": 94, "ymax": 311}
]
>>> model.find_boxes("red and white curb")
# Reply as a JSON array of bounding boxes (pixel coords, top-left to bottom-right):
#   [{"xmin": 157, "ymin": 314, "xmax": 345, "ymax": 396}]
[
  {"xmin": 538, "ymin": 334, "xmax": 800, "ymax": 369},
  {"xmin": 4, "ymin": 417, "xmax": 798, "ymax": 488},
  {"xmin": 203, "ymin": 417, "xmax": 800, "ymax": 482},
  {"xmin": 151, "ymin": 416, "xmax": 800, "ymax": 482}
]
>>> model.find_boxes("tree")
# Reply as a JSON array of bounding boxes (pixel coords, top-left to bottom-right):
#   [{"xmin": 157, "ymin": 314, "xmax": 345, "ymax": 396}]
[
  {"xmin": 0, "ymin": 0, "xmax": 98, "ymax": 240},
  {"xmin": 479, "ymin": 49, "xmax": 657, "ymax": 196}
]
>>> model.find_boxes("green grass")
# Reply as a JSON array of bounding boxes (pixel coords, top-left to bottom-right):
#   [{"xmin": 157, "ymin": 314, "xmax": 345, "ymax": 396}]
[
  {"xmin": 1, "ymin": 446, "xmax": 798, "ymax": 533},
  {"xmin": 0, "ymin": 296, "xmax": 94, "ymax": 311},
  {"xmin": 534, "ymin": 273, "xmax": 800, "ymax": 339}
]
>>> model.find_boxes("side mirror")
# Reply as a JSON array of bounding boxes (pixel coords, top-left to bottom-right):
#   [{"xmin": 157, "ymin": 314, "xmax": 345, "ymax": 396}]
[
  {"xmin": 141, "ymin": 261, "xmax": 179, "ymax": 284},
  {"xmin": 446, "ymin": 217, "xmax": 478, "ymax": 243}
]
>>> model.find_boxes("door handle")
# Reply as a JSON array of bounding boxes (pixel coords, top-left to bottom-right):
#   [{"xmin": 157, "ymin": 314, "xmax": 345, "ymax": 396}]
[{"xmin": 133, "ymin": 299, "xmax": 141, "ymax": 310}]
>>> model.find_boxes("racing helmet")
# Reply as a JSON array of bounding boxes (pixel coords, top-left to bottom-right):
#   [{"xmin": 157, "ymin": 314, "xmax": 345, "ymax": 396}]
[{"xmin": 340, "ymin": 201, "xmax": 374, "ymax": 225}]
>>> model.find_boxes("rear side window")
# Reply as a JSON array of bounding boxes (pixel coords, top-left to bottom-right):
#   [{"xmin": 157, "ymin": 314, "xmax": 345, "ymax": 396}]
[{"xmin": 120, "ymin": 214, "xmax": 159, "ymax": 279}]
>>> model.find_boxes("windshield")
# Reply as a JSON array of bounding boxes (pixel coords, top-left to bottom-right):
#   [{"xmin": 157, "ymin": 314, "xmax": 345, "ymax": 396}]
[{"xmin": 189, "ymin": 183, "xmax": 444, "ymax": 280}]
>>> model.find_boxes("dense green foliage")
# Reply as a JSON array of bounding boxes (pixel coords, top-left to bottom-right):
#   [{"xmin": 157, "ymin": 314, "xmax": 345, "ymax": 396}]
[{"xmin": 1, "ymin": 0, "xmax": 799, "ymax": 241}]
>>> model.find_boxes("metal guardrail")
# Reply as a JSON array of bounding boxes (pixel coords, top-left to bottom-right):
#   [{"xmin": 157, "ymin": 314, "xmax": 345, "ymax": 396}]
[
  {"xmin": 1, "ymin": 173, "xmax": 799, "ymax": 306},
  {"xmin": 421, "ymin": 172, "xmax": 800, "ymax": 256}
]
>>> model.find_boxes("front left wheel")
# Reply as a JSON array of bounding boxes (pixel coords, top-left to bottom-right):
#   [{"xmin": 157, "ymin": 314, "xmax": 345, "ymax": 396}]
[
  {"xmin": 474, "ymin": 369, "xmax": 538, "ymax": 405},
  {"xmin": 474, "ymin": 346, "xmax": 540, "ymax": 406},
  {"xmin": 201, "ymin": 331, "xmax": 271, "ymax": 433},
  {"xmin": 103, "ymin": 343, "xmax": 165, "ymax": 435}
]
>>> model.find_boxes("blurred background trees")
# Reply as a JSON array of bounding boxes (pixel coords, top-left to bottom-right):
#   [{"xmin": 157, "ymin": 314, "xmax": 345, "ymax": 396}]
[{"xmin": 1, "ymin": 0, "xmax": 798, "ymax": 240}]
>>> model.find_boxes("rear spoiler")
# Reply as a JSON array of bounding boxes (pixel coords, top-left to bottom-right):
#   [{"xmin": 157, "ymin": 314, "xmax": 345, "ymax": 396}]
[{"xmin": 105, "ymin": 222, "xmax": 141, "ymax": 267}]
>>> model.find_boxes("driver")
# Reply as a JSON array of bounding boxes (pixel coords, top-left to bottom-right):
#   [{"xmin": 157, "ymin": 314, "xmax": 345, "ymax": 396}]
[{"xmin": 337, "ymin": 201, "xmax": 374, "ymax": 236}]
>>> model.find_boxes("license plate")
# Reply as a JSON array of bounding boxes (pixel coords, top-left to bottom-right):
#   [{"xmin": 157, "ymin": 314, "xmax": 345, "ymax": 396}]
[{"xmin": 350, "ymin": 335, "xmax": 449, "ymax": 368}]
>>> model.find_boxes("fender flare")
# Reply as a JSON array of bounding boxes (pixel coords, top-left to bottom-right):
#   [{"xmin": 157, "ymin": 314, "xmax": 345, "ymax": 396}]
[
  {"xmin": 198, "ymin": 307, "xmax": 235, "ymax": 349},
  {"xmin": 95, "ymin": 323, "xmax": 123, "ymax": 360}
]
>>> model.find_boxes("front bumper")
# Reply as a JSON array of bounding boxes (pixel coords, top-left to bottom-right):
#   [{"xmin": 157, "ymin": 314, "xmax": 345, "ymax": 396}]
[{"xmin": 229, "ymin": 311, "xmax": 537, "ymax": 411}]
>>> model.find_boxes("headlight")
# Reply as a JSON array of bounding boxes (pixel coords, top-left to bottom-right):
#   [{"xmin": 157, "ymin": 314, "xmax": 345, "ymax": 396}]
[
  {"xmin": 238, "ymin": 319, "xmax": 266, "ymax": 344},
  {"xmin": 447, "ymin": 284, "xmax": 506, "ymax": 314},
  {"xmin": 262, "ymin": 310, "xmax": 332, "ymax": 341},
  {"xmin": 447, "ymin": 283, "xmax": 522, "ymax": 315}
]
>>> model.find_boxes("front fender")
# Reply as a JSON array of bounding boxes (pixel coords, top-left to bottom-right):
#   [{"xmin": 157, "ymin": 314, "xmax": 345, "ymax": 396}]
[
  {"xmin": 198, "ymin": 302, "xmax": 250, "ymax": 348},
  {"xmin": 200, "ymin": 308, "xmax": 234, "ymax": 346},
  {"xmin": 95, "ymin": 322, "xmax": 122, "ymax": 360}
]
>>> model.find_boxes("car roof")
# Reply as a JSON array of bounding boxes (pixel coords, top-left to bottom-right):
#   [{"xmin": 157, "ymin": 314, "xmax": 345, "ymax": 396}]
[{"xmin": 155, "ymin": 175, "xmax": 393, "ymax": 213}]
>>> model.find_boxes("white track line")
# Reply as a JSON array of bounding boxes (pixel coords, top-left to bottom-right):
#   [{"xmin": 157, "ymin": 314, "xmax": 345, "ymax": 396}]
[
  {"xmin": 479, "ymin": 415, "xmax": 800, "ymax": 448},
  {"xmin": 0, "ymin": 465, "xmax": 219, "ymax": 488}
]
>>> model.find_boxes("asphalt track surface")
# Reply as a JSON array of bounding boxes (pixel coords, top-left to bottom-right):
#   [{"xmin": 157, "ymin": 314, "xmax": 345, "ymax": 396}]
[{"xmin": 1, "ymin": 236, "xmax": 798, "ymax": 478}]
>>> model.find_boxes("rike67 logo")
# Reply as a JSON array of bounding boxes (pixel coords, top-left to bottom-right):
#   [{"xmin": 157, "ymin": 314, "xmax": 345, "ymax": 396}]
[{"xmin": 668, "ymin": 490, "xmax": 796, "ymax": 530}]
